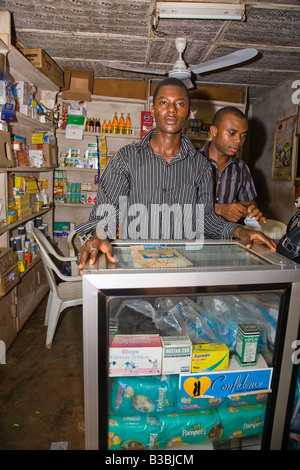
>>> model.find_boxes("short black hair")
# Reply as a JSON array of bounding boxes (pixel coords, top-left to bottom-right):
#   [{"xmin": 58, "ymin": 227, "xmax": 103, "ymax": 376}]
[
  {"xmin": 212, "ymin": 106, "xmax": 247, "ymax": 127},
  {"xmin": 152, "ymin": 77, "xmax": 191, "ymax": 111}
]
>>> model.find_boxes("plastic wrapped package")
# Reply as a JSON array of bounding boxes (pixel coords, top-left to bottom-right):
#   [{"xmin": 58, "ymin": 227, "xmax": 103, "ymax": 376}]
[
  {"xmin": 154, "ymin": 297, "xmax": 218, "ymax": 344},
  {"xmin": 109, "ymin": 375, "xmax": 175, "ymax": 416},
  {"xmin": 195, "ymin": 295, "xmax": 275, "ymax": 352},
  {"xmin": 160, "ymin": 409, "xmax": 223, "ymax": 447},
  {"xmin": 108, "ymin": 415, "xmax": 165, "ymax": 450},
  {"xmin": 217, "ymin": 404, "xmax": 266, "ymax": 440}
]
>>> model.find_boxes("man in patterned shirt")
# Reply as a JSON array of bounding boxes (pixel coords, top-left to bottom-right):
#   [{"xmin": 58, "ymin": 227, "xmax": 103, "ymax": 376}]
[
  {"xmin": 201, "ymin": 106, "xmax": 265, "ymax": 224},
  {"xmin": 77, "ymin": 78, "xmax": 276, "ymax": 271}
]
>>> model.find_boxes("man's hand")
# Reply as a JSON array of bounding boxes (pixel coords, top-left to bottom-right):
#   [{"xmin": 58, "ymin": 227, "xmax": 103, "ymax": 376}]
[
  {"xmin": 244, "ymin": 202, "xmax": 266, "ymax": 223},
  {"xmin": 78, "ymin": 234, "xmax": 115, "ymax": 274},
  {"xmin": 215, "ymin": 201, "xmax": 266, "ymax": 224},
  {"xmin": 215, "ymin": 202, "xmax": 248, "ymax": 223},
  {"xmin": 233, "ymin": 226, "xmax": 277, "ymax": 251}
]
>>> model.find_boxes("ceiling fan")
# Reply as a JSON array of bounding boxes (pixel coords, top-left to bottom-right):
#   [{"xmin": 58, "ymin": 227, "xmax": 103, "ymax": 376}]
[{"xmin": 99, "ymin": 37, "xmax": 258, "ymax": 88}]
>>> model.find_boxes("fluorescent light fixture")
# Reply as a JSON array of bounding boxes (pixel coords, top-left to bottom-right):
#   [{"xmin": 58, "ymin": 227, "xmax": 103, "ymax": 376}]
[{"xmin": 156, "ymin": 2, "xmax": 245, "ymax": 21}]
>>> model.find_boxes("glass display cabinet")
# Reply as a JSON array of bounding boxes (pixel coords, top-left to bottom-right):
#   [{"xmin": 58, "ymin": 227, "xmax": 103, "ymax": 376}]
[{"xmin": 82, "ymin": 240, "xmax": 300, "ymax": 451}]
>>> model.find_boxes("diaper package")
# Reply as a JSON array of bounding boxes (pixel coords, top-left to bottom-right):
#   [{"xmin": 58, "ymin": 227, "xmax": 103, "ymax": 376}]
[
  {"xmin": 108, "ymin": 415, "xmax": 165, "ymax": 450},
  {"xmin": 169, "ymin": 374, "xmax": 227, "ymax": 411},
  {"xmin": 110, "ymin": 375, "xmax": 174, "ymax": 416},
  {"xmin": 161, "ymin": 410, "xmax": 223, "ymax": 447},
  {"xmin": 218, "ymin": 404, "xmax": 266, "ymax": 440}
]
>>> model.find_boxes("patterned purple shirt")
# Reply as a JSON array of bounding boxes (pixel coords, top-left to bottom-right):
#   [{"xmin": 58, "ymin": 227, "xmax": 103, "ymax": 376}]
[{"xmin": 200, "ymin": 141, "xmax": 257, "ymax": 204}]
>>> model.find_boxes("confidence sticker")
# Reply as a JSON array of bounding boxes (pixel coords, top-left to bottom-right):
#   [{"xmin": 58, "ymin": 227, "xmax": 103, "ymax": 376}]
[{"xmin": 179, "ymin": 367, "xmax": 273, "ymax": 398}]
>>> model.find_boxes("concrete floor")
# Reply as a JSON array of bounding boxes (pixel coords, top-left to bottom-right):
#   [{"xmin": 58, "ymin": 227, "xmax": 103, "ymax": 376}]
[{"xmin": 0, "ymin": 295, "xmax": 85, "ymax": 450}]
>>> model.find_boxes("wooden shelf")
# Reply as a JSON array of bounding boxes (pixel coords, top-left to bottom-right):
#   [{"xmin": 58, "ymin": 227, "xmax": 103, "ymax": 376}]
[
  {"xmin": 7, "ymin": 44, "xmax": 59, "ymax": 93},
  {"xmin": 12, "ymin": 111, "xmax": 54, "ymax": 132},
  {"xmin": 0, "ymin": 206, "xmax": 53, "ymax": 236},
  {"xmin": 55, "ymin": 202, "xmax": 93, "ymax": 208},
  {"xmin": 8, "ymin": 166, "xmax": 54, "ymax": 173}
]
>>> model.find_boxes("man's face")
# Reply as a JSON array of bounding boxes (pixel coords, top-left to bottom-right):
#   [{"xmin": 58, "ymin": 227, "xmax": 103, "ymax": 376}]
[
  {"xmin": 211, "ymin": 113, "xmax": 248, "ymax": 157},
  {"xmin": 151, "ymin": 84, "xmax": 190, "ymax": 135}
]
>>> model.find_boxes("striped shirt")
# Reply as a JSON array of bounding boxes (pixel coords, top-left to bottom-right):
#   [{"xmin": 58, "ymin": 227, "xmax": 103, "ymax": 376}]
[
  {"xmin": 75, "ymin": 129, "xmax": 239, "ymax": 240},
  {"xmin": 200, "ymin": 141, "xmax": 257, "ymax": 204}
]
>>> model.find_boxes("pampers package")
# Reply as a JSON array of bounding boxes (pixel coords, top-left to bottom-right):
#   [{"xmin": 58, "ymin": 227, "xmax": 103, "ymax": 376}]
[
  {"xmin": 110, "ymin": 375, "xmax": 174, "ymax": 416},
  {"xmin": 218, "ymin": 404, "xmax": 266, "ymax": 440},
  {"xmin": 169, "ymin": 374, "xmax": 227, "ymax": 412},
  {"xmin": 108, "ymin": 415, "xmax": 165, "ymax": 450},
  {"xmin": 161, "ymin": 410, "xmax": 223, "ymax": 447}
]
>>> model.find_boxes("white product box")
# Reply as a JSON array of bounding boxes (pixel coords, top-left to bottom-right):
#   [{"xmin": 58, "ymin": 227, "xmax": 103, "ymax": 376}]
[
  {"xmin": 109, "ymin": 334, "xmax": 162, "ymax": 377},
  {"xmin": 161, "ymin": 335, "xmax": 192, "ymax": 374},
  {"xmin": 15, "ymin": 81, "xmax": 31, "ymax": 106}
]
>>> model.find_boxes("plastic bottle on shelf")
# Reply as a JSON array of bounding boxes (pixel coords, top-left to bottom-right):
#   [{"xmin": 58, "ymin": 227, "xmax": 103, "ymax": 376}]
[
  {"xmin": 102, "ymin": 119, "xmax": 107, "ymax": 133},
  {"xmin": 112, "ymin": 112, "xmax": 119, "ymax": 134},
  {"xmin": 95, "ymin": 117, "xmax": 101, "ymax": 133},
  {"xmin": 125, "ymin": 113, "xmax": 131, "ymax": 135},
  {"xmin": 107, "ymin": 119, "xmax": 112, "ymax": 133},
  {"xmin": 85, "ymin": 117, "xmax": 90, "ymax": 132},
  {"xmin": 119, "ymin": 112, "xmax": 125, "ymax": 134}
]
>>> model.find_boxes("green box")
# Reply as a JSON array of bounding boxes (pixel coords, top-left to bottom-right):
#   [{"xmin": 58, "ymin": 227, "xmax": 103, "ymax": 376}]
[{"xmin": 235, "ymin": 323, "xmax": 260, "ymax": 366}]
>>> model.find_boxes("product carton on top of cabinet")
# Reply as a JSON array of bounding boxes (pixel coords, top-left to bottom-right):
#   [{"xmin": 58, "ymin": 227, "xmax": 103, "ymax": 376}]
[
  {"xmin": 161, "ymin": 335, "xmax": 192, "ymax": 374},
  {"xmin": 0, "ymin": 248, "xmax": 15, "ymax": 275},
  {"xmin": 109, "ymin": 334, "xmax": 162, "ymax": 376},
  {"xmin": 62, "ymin": 69, "xmax": 94, "ymax": 102},
  {"xmin": 0, "ymin": 248, "xmax": 19, "ymax": 296},
  {"xmin": 22, "ymin": 49, "xmax": 64, "ymax": 88}
]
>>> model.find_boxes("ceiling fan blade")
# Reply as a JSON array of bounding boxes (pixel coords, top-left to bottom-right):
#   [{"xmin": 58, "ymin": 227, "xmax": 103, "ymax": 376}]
[
  {"xmin": 100, "ymin": 60, "xmax": 167, "ymax": 76},
  {"xmin": 189, "ymin": 48, "xmax": 258, "ymax": 75},
  {"xmin": 182, "ymin": 77, "xmax": 196, "ymax": 90}
]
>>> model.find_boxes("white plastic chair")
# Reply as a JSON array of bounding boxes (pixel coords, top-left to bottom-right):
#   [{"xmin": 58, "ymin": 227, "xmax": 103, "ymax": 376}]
[
  {"xmin": 246, "ymin": 219, "xmax": 287, "ymax": 240},
  {"xmin": 31, "ymin": 226, "xmax": 83, "ymax": 349},
  {"xmin": 67, "ymin": 228, "xmax": 92, "ymax": 275}
]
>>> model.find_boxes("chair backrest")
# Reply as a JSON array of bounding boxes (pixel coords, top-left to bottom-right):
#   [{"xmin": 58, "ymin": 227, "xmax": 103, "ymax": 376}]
[
  {"xmin": 32, "ymin": 226, "xmax": 81, "ymax": 286},
  {"xmin": 32, "ymin": 226, "xmax": 63, "ymax": 296}
]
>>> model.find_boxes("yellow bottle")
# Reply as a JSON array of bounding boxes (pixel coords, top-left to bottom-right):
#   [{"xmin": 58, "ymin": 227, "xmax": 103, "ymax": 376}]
[
  {"xmin": 107, "ymin": 119, "xmax": 112, "ymax": 133},
  {"xmin": 119, "ymin": 112, "xmax": 125, "ymax": 134},
  {"xmin": 102, "ymin": 119, "xmax": 107, "ymax": 133},
  {"xmin": 125, "ymin": 113, "xmax": 131, "ymax": 135},
  {"xmin": 112, "ymin": 112, "xmax": 119, "ymax": 134}
]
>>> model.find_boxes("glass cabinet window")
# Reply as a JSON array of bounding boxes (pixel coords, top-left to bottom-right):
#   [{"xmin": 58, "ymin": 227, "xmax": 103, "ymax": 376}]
[{"xmin": 106, "ymin": 290, "xmax": 280, "ymax": 451}]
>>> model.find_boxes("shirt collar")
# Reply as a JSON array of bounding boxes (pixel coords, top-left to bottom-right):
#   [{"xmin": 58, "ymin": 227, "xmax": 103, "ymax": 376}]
[
  {"xmin": 200, "ymin": 140, "xmax": 240, "ymax": 165},
  {"xmin": 138, "ymin": 128, "xmax": 196, "ymax": 161}
]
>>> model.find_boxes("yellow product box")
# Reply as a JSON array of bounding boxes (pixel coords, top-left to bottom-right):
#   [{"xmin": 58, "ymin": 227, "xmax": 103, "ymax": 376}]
[{"xmin": 191, "ymin": 343, "xmax": 229, "ymax": 372}]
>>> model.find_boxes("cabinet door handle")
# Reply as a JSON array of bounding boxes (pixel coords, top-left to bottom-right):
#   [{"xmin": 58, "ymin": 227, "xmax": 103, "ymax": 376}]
[{"xmin": 37, "ymin": 271, "xmax": 40, "ymax": 285}]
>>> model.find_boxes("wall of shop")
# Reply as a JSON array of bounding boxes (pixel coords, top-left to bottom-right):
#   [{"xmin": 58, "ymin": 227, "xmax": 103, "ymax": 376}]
[{"xmin": 247, "ymin": 74, "xmax": 300, "ymax": 225}]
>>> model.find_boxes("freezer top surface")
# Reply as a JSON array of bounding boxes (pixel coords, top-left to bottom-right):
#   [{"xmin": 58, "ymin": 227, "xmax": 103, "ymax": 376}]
[{"xmin": 82, "ymin": 239, "xmax": 300, "ymax": 275}]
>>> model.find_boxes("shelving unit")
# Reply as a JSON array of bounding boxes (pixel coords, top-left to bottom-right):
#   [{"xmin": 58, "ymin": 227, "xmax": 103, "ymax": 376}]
[
  {"xmin": 0, "ymin": 38, "xmax": 59, "ymax": 348},
  {"xmin": 54, "ymin": 94, "xmax": 146, "ymax": 254}
]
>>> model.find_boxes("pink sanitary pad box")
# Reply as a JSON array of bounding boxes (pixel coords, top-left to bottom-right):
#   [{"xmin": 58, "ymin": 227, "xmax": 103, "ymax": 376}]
[{"xmin": 109, "ymin": 334, "xmax": 162, "ymax": 377}]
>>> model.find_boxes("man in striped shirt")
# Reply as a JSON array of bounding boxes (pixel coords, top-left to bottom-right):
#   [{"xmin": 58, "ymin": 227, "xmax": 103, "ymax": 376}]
[
  {"xmin": 76, "ymin": 78, "xmax": 276, "ymax": 271},
  {"xmin": 201, "ymin": 106, "xmax": 265, "ymax": 224}
]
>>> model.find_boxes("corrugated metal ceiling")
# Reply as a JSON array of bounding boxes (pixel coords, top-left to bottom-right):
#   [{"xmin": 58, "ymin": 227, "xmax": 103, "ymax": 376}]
[{"xmin": 1, "ymin": 0, "xmax": 299, "ymax": 103}]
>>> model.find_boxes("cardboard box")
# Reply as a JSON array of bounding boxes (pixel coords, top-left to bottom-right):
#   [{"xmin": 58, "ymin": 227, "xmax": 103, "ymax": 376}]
[
  {"xmin": 161, "ymin": 335, "xmax": 192, "ymax": 374},
  {"xmin": 191, "ymin": 343, "xmax": 229, "ymax": 372},
  {"xmin": 0, "ymin": 130, "xmax": 14, "ymax": 167},
  {"xmin": 0, "ymin": 264, "xmax": 19, "ymax": 296},
  {"xmin": 62, "ymin": 68, "xmax": 94, "ymax": 102},
  {"xmin": 0, "ymin": 248, "xmax": 15, "ymax": 275},
  {"xmin": 109, "ymin": 334, "xmax": 162, "ymax": 376},
  {"xmin": 31, "ymin": 143, "xmax": 58, "ymax": 168},
  {"xmin": 22, "ymin": 49, "xmax": 64, "ymax": 88}
]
